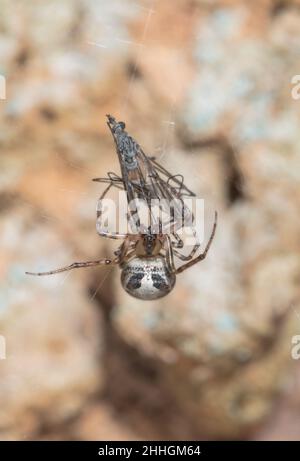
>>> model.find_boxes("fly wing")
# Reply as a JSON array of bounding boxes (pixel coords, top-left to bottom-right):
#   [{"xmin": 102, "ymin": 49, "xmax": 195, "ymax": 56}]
[
  {"xmin": 106, "ymin": 115, "xmax": 195, "ymax": 234},
  {"xmin": 149, "ymin": 157, "xmax": 196, "ymax": 198}
]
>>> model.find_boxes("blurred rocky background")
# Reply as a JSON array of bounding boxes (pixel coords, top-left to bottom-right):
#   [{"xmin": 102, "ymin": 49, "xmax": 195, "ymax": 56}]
[{"xmin": 1, "ymin": 0, "xmax": 300, "ymax": 440}]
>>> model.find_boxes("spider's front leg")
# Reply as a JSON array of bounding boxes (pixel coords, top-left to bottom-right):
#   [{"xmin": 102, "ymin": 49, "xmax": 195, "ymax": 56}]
[
  {"xmin": 25, "ymin": 237, "xmax": 135, "ymax": 276},
  {"xmin": 26, "ymin": 257, "xmax": 117, "ymax": 276}
]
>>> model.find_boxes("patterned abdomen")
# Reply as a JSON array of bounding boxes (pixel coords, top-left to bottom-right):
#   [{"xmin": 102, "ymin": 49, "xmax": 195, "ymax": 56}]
[{"xmin": 121, "ymin": 256, "xmax": 176, "ymax": 300}]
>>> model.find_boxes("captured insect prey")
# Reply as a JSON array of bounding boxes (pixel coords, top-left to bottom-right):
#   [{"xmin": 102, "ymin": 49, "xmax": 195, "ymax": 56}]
[{"xmin": 26, "ymin": 115, "xmax": 218, "ymax": 300}]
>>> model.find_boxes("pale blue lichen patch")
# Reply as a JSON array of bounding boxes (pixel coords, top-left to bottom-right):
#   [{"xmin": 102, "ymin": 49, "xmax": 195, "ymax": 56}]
[
  {"xmin": 142, "ymin": 309, "xmax": 162, "ymax": 330},
  {"xmin": 215, "ymin": 313, "xmax": 238, "ymax": 333}
]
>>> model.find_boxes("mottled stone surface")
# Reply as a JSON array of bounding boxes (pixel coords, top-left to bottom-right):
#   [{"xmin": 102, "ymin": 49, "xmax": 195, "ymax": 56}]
[
  {"xmin": 0, "ymin": 204, "xmax": 103, "ymax": 440},
  {"xmin": 0, "ymin": 0, "xmax": 300, "ymax": 440}
]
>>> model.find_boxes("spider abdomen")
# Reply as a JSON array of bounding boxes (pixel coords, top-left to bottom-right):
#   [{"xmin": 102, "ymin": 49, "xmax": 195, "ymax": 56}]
[{"xmin": 121, "ymin": 256, "xmax": 176, "ymax": 300}]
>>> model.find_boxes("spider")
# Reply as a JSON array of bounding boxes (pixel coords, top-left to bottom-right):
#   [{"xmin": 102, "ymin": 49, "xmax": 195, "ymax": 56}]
[{"xmin": 26, "ymin": 115, "xmax": 217, "ymax": 300}]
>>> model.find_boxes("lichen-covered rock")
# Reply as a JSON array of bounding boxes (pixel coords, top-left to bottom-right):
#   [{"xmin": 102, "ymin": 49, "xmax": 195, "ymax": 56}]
[
  {"xmin": 0, "ymin": 204, "xmax": 103, "ymax": 440},
  {"xmin": 112, "ymin": 151, "xmax": 298, "ymax": 437},
  {"xmin": 1, "ymin": 0, "xmax": 300, "ymax": 441}
]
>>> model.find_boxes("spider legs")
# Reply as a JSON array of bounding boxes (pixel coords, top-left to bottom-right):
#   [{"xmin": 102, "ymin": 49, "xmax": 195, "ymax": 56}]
[
  {"xmin": 25, "ymin": 235, "xmax": 137, "ymax": 277},
  {"xmin": 26, "ymin": 257, "xmax": 117, "ymax": 276},
  {"xmin": 175, "ymin": 211, "xmax": 218, "ymax": 274}
]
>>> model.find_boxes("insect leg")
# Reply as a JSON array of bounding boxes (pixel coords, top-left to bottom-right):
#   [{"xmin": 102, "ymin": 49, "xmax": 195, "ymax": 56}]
[
  {"xmin": 93, "ymin": 178, "xmax": 124, "ymax": 190},
  {"xmin": 149, "ymin": 158, "xmax": 196, "ymax": 197},
  {"xmin": 172, "ymin": 248, "xmax": 193, "ymax": 261},
  {"xmin": 97, "ymin": 230, "xmax": 128, "ymax": 239},
  {"xmin": 93, "ymin": 172, "xmax": 124, "ymax": 189},
  {"xmin": 171, "ymin": 232, "xmax": 184, "ymax": 248},
  {"xmin": 164, "ymin": 235, "xmax": 176, "ymax": 273},
  {"xmin": 175, "ymin": 211, "xmax": 217, "ymax": 274},
  {"xmin": 171, "ymin": 223, "xmax": 201, "ymax": 261},
  {"xmin": 96, "ymin": 182, "xmax": 128, "ymax": 239}
]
